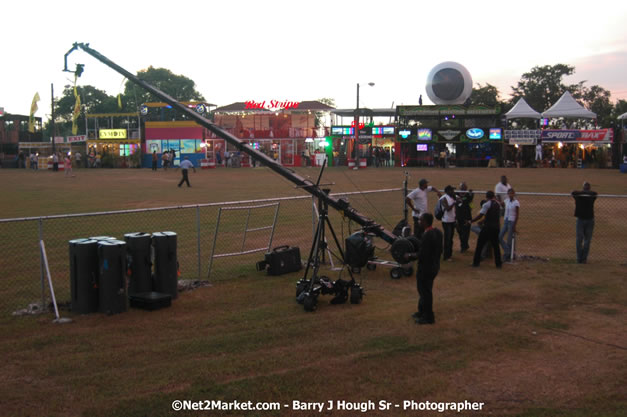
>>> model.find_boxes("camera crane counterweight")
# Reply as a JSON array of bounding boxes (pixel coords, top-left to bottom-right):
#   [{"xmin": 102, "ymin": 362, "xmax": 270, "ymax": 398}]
[{"xmin": 64, "ymin": 42, "xmax": 400, "ymax": 246}]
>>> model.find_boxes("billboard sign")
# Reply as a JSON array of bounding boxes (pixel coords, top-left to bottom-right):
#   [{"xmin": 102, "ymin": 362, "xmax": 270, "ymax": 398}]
[
  {"xmin": 465, "ymin": 128, "xmax": 484, "ymax": 139},
  {"xmin": 541, "ymin": 129, "xmax": 612, "ymax": 142},
  {"xmin": 100, "ymin": 129, "xmax": 127, "ymax": 139}
]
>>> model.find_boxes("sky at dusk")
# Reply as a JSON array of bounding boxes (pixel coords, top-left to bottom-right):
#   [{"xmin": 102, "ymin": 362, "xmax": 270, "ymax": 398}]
[{"xmin": 2, "ymin": 0, "xmax": 626, "ymax": 119}]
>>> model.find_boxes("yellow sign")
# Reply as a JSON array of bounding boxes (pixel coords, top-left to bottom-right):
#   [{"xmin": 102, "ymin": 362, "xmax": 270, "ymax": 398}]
[{"xmin": 99, "ymin": 129, "xmax": 127, "ymax": 139}]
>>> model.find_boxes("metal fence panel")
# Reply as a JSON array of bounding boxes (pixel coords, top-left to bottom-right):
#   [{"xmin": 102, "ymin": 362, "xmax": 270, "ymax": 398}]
[{"xmin": 1, "ymin": 190, "xmax": 626, "ymax": 316}]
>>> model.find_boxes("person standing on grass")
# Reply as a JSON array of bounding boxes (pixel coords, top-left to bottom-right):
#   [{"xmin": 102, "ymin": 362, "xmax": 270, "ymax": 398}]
[
  {"xmin": 440, "ymin": 185, "xmax": 457, "ymax": 261},
  {"xmin": 52, "ymin": 152, "xmax": 59, "ymax": 171},
  {"xmin": 177, "ymin": 156, "xmax": 196, "ymax": 187},
  {"xmin": 406, "ymin": 178, "xmax": 442, "ymax": 239},
  {"xmin": 469, "ymin": 191, "xmax": 502, "ymax": 269},
  {"xmin": 455, "ymin": 182, "xmax": 474, "ymax": 253},
  {"xmin": 405, "ymin": 212, "xmax": 443, "ymax": 325},
  {"xmin": 64, "ymin": 153, "xmax": 74, "ymax": 177},
  {"xmin": 162, "ymin": 151, "xmax": 169, "ymax": 170},
  {"xmin": 572, "ymin": 182, "xmax": 597, "ymax": 264},
  {"xmin": 499, "ymin": 188, "xmax": 520, "ymax": 262}
]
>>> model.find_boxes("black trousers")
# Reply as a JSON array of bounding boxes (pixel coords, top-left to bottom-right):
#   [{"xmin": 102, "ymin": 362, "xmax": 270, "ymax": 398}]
[
  {"xmin": 152, "ymin": 160, "xmax": 157, "ymax": 171},
  {"xmin": 413, "ymin": 216, "xmax": 424, "ymax": 240},
  {"xmin": 473, "ymin": 226, "xmax": 502, "ymax": 267},
  {"xmin": 178, "ymin": 169, "xmax": 190, "ymax": 187},
  {"xmin": 442, "ymin": 222, "xmax": 456, "ymax": 260},
  {"xmin": 417, "ymin": 265, "xmax": 438, "ymax": 321},
  {"xmin": 456, "ymin": 220, "xmax": 471, "ymax": 251}
]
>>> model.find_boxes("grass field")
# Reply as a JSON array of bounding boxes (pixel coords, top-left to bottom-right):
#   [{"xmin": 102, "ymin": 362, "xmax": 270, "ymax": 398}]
[{"xmin": 1, "ymin": 166, "xmax": 626, "ymax": 417}]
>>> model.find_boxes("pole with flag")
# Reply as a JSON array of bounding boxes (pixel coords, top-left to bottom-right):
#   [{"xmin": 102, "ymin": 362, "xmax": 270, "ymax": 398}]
[
  {"xmin": 72, "ymin": 75, "xmax": 81, "ymax": 135},
  {"xmin": 28, "ymin": 93, "xmax": 40, "ymax": 133}
]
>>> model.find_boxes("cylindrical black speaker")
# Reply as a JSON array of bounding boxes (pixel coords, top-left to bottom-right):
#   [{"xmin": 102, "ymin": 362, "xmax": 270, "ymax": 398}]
[
  {"xmin": 124, "ymin": 232, "xmax": 152, "ymax": 295},
  {"xmin": 152, "ymin": 231, "xmax": 178, "ymax": 299},
  {"xmin": 98, "ymin": 239, "xmax": 128, "ymax": 315},
  {"xmin": 69, "ymin": 238, "xmax": 99, "ymax": 314},
  {"xmin": 89, "ymin": 236, "xmax": 116, "ymax": 241}
]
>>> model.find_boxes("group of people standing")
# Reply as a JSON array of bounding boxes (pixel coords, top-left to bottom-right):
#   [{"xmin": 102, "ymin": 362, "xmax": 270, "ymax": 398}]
[{"xmin": 404, "ymin": 175, "xmax": 597, "ymax": 325}]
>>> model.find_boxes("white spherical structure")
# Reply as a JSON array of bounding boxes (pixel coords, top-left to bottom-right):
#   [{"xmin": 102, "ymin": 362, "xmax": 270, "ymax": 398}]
[{"xmin": 425, "ymin": 62, "xmax": 473, "ymax": 105}]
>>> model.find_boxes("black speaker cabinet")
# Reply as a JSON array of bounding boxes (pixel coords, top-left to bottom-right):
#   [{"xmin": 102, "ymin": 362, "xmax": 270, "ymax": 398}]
[
  {"xmin": 97, "ymin": 240, "xmax": 128, "ymax": 315},
  {"xmin": 69, "ymin": 238, "xmax": 99, "ymax": 314},
  {"xmin": 152, "ymin": 231, "xmax": 178, "ymax": 299},
  {"xmin": 124, "ymin": 232, "xmax": 153, "ymax": 295}
]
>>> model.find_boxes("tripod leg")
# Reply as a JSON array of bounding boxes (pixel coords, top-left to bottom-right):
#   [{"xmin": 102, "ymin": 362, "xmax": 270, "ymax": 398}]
[{"xmin": 324, "ymin": 216, "xmax": 357, "ymax": 283}]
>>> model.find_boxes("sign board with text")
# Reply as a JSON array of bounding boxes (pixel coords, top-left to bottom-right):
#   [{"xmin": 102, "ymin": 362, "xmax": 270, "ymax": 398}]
[{"xmin": 99, "ymin": 129, "xmax": 127, "ymax": 139}]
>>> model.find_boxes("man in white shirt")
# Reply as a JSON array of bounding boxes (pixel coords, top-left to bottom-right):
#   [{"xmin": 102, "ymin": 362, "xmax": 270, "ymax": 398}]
[
  {"xmin": 440, "ymin": 185, "xmax": 458, "ymax": 261},
  {"xmin": 499, "ymin": 188, "xmax": 520, "ymax": 261},
  {"xmin": 535, "ymin": 142, "xmax": 543, "ymax": 161},
  {"xmin": 494, "ymin": 175, "xmax": 512, "ymax": 208},
  {"xmin": 406, "ymin": 178, "xmax": 441, "ymax": 239},
  {"xmin": 177, "ymin": 156, "xmax": 196, "ymax": 187}
]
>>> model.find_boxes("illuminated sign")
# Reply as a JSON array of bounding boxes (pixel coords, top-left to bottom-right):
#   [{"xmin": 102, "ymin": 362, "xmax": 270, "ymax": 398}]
[
  {"xmin": 416, "ymin": 144, "xmax": 428, "ymax": 151},
  {"xmin": 140, "ymin": 105, "xmax": 148, "ymax": 115},
  {"xmin": 331, "ymin": 127, "xmax": 354, "ymax": 135},
  {"xmin": 466, "ymin": 128, "xmax": 484, "ymax": 139},
  {"xmin": 245, "ymin": 100, "xmax": 300, "ymax": 110},
  {"xmin": 417, "ymin": 129, "xmax": 432, "ymax": 140},
  {"xmin": 438, "ymin": 130, "xmax": 460, "ymax": 140},
  {"xmin": 489, "ymin": 128, "xmax": 502, "ymax": 140},
  {"xmin": 195, "ymin": 103, "xmax": 206, "ymax": 114},
  {"xmin": 372, "ymin": 126, "xmax": 394, "ymax": 135},
  {"xmin": 399, "ymin": 129, "xmax": 411, "ymax": 139},
  {"xmin": 99, "ymin": 129, "xmax": 127, "ymax": 139},
  {"xmin": 351, "ymin": 121, "xmax": 365, "ymax": 129}
]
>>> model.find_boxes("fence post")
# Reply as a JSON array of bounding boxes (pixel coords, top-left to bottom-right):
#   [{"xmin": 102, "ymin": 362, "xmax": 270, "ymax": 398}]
[
  {"xmin": 196, "ymin": 206, "xmax": 201, "ymax": 280},
  {"xmin": 39, "ymin": 217, "xmax": 45, "ymax": 309}
]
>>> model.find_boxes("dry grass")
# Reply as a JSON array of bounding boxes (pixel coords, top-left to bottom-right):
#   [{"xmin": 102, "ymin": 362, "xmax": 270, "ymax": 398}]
[{"xmin": 0, "ymin": 166, "xmax": 626, "ymax": 417}]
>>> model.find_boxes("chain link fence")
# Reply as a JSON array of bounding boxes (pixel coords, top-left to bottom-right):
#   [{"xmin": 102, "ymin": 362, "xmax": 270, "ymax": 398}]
[{"xmin": 1, "ymin": 189, "xmax": 626, "ymax": 316}]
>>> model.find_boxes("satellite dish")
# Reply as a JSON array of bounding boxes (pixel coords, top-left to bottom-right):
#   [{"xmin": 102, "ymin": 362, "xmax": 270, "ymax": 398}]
[{"xmin": 425, "ymin": 62, "xmax": 472, "ymax": 105}]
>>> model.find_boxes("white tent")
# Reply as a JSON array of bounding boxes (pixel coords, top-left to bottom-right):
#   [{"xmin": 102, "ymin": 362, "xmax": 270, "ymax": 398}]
[
  {"xmin": 618, "ymin": 112, "xmax": 627, "ymax": 120},
  {"xmin": 542, "ymin": 91, "xmax": 596, "ymax": 119},
  {"xmin": 505, "ymin": 98, "xmax": 541, "ymax": 119}
]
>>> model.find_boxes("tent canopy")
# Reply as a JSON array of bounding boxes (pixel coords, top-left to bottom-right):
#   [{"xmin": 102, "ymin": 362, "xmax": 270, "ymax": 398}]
[
  {"xmin": 618, "ymin": 112, "xmax": 627, "ymax": 120},
  {"xmin": 542, "ymin": 91, "xmax": 596, "ymax": 119},
  {"xmin": 505, "ymin": 97, "xmax": 541, "ymax": 119}
]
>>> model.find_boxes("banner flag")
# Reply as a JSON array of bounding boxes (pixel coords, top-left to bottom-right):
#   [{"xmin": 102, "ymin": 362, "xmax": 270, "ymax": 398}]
[{"xmin": 28, "ymin": 92, "xmax": 40, "ymax": 133}]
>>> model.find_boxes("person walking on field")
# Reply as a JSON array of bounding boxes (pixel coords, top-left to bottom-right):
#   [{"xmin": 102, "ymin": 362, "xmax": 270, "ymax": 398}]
[
  {"xmin": 177, "ymin": 156, "xmax": 196, "ymax": 187},
  {"xmin": 499, "ymin": 188, "xmax": 520, "ymax": 262},
  {"xmin": 469, "ymin": 191, "xmax": 502, "ymax": 268},
  {"xmin": 406, "ymin": 178, "xmax": 441, "ymax": 239},
  {"xmin": 572, "ymin": 182, "xmax": 597, "ymax": 264},
  {"xmin": 152, "ymin": 151, "xmax": 158, "ymax": 171},
  {"xmin": 64, "ymin": 153, "xmax": 75, "ymax": 177},
  {"xmin": 162, "ymin": 151, "xmax": 169, "ymax": 170}
]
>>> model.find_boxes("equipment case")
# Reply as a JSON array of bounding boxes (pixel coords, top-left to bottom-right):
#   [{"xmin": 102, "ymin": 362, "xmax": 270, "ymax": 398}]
[{"xmin": 257, "ymin": 245, "xmax": 302, "ymax": 275}]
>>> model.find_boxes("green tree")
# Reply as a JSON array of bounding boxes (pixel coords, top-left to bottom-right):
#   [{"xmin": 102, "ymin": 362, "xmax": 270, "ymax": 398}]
[
  {"xmin": 122, "ymin": 66, "xmax": 205, "ymax": 110},
  {"xmin": 611, "ymin": 99, "xmax": 627, "ymax": 120},
  {"xmin": 571, "ymin": 84, "xmax": 613, "ymax": 126},
  {"xmin": 510, "ymin": 64, "xmax": 576, "ymax": 112},
  {"xmin": 315, "ymin": 97, "xmax": 335, "ymax": 128},
  {"xmin": 470, "ymin": 83, "xmax": 503, "ymax": 108}
]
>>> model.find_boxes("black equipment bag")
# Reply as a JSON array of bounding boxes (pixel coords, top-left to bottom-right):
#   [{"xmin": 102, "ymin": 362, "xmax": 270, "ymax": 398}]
[{"xmin": 257, "ymin": 245, "xmax": 302, "ymax": 275}]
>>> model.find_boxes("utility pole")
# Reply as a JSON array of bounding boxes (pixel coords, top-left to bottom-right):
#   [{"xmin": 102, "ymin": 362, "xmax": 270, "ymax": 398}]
[{"xmin": 51, "ymin": 83, "xmax": 56, "ymax": 154}]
